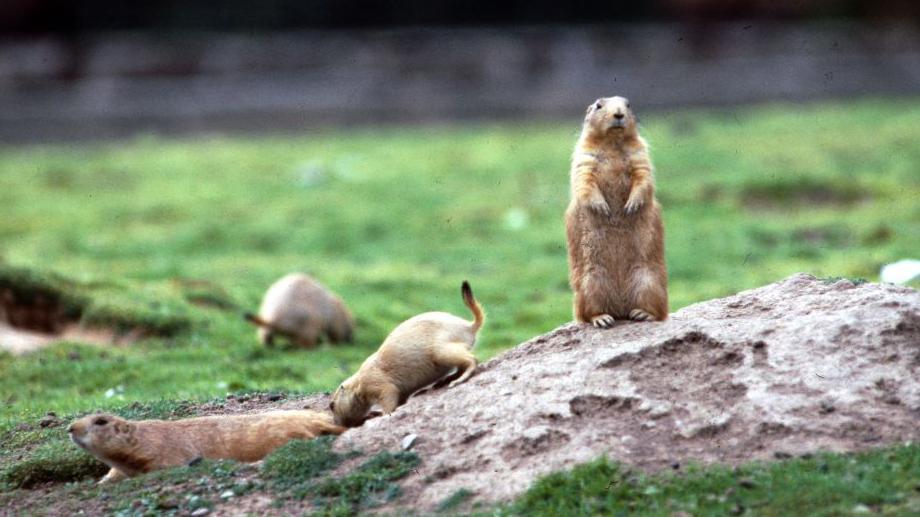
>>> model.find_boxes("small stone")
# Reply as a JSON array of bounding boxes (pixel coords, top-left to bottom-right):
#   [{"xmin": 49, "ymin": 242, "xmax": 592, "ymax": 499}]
[
  {"xmin": 190, "ymin": 509, "xmax": 210, "ymax": 517},
  {"xmin": 220, "ymin": 490, "xmax": 234, "ymax": 499},
  {"xmin": 402, "ymin": 433, "xmax": 418, "ymax": 450},
  {"xmin": 738, "ymin": 477, "xmax": 756, "ymax": 489},
  {"xmin": 670, "ymin": 461, "xmax": 681, "ymax": 470},
  {"xmin": 851, "ymin": 504, "xmax": 871, "ymax": 513}
]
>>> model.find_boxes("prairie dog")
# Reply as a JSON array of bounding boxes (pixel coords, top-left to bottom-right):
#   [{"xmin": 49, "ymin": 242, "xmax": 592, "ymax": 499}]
[
  {"xmin": 565, "ymin": 96, "xmax": 668, "ymax": 327},
  {"xmin": 68, "ymin": 410, "xmax": 344, "ymax": 483},
  {"xmin": 245, "ymin": 273, "xmax": 354, "ymax": 348},
  {"xmin": 330, "ymin": 281, "xmax": 485, "ymax": 427}
]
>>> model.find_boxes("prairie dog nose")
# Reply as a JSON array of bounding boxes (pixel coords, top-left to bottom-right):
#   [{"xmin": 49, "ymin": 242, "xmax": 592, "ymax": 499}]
[{"xmin": 613, "ymin": 112, "xmax": 625, "ymax": 120}]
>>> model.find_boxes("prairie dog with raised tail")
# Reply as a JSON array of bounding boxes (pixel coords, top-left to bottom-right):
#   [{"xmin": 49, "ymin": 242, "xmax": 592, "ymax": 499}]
[
  {"xmin": 565, "ymin": 96, "xmax": 668, "ymax": 327},
  {"xmin": 330, "ymin": 281, "xmax": 485, "ymax": 427},
  {"xmin": 69, "ymin": 410, "xmax": 344, "ymax": 483}
]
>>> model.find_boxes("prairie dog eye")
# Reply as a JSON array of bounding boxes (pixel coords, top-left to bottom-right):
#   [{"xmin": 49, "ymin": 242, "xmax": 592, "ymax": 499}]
[
  {"xmin": 93, "ymin": 417, "xmax": 109, "ymax": 426},
  {"xmin": 594, "ymin": 101, "xmax": 603, "ymax": 110}
]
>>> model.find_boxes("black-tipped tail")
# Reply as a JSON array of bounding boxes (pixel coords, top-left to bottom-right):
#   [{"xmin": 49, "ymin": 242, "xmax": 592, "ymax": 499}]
[
  {"xmin": 244, "ymin": 312, "xmax": 269, "ymax": 327},
  {"xmin": 461, "ymin": 281, "xmax": 485, "ymax": 333}
]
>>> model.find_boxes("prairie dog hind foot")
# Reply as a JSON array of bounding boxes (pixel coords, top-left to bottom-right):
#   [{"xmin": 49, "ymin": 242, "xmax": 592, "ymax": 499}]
[
  {"xmin": 591, "ymin": 314, "xmax": 616, "ymax": 328},
  {"xmin": 629, "ymin": 309, "xmax": 654, "ymax": 321}
]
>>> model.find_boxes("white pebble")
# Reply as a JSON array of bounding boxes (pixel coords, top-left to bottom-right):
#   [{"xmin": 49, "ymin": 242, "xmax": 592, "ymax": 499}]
[{"xmin": 401, "ymin": 433, "xmax": 418, "ymax": 450}]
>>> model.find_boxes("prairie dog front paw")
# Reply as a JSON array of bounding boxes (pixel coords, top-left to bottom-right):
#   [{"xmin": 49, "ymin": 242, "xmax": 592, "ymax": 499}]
[
  {"xmin": 587, "ymin": 195, "xmax": 611, "ymax": 215},
  {"xmin": 624, "ymin": 196, "xmax": 644, "ymax": 214}
]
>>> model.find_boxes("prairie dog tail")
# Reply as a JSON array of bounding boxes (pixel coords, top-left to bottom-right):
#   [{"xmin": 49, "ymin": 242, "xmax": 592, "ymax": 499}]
[
  {"xmin": 461, "ymin": 281, "xmax": 485, "ymax": 333},
  {"xmin": 311, "ymin": 415, "xmax": 347, "ymax": 436},
  {"xmin": 244, "ymin": 312, "xmax": 271, "ymax": 328},
  {"xmin": 244, "ymin": 313, "xmax": 292, "ymax": 338}
]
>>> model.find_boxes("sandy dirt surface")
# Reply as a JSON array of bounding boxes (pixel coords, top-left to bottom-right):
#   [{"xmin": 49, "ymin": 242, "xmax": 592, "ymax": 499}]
[
  {"xmin": 0, "ymin": 322, "xmax": 140, "ymax": 354},
  {"xmin": 328, "ymin": 274, "xmax": 919, "ymax": 512}
]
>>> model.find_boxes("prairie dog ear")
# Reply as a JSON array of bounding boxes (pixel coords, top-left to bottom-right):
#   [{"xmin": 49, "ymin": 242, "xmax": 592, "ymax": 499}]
[{"xmin": 116, "ymin": 422, "xmax": 134, "ymax": 434}]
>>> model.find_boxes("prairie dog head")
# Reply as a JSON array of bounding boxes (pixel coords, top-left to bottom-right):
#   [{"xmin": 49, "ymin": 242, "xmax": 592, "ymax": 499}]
[
  {"xmin": 583, "ymin": 96, "xmax": 637, "ymax": 138},
  {"xmin": 330, "ymin": 378, "xmax": 370, "ymax": 427},
  {"xmin": 69, "ymin": 413, "xmax": 138, "ymax": 458}
]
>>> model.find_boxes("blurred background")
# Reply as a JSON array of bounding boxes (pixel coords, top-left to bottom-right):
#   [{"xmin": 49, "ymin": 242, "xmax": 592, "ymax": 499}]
[{"xmin": 2, "ymin": 0, "xmax": 920, "ymax": 142}]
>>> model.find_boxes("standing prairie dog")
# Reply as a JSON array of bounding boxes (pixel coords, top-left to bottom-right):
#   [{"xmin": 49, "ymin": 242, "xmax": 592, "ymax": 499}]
[
  {"xmin": 330, "ymin": 281, "xmax": 485, "ymax": 427},
  {"xmin": 69, "ymin": 410, "xmax": 344, "ymax": 483},
  {"xmin": 245, "ymin": 273, "xmax": 354, "ymax": 348},
  {"xmin": 565, "ymin": 96, "xmax": 668, "ymax": 327}
]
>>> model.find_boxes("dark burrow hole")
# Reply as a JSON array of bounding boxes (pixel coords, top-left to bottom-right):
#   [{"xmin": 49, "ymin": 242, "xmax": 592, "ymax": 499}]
[{"xmin": 0, "ymin": 284, "xmax": 144, "ymax": 353}]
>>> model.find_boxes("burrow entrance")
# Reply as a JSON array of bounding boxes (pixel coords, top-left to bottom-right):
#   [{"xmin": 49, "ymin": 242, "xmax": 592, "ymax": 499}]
[{"xmin": 0, "ymin": 284, "xmax": 143, "ymax": 355}]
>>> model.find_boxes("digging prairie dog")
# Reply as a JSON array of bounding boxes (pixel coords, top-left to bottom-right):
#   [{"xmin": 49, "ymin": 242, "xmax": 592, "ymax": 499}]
[
  {"xmin": 565, "ymin": 96, "xmax": 668, "ymax": 327},
  {"xmin": 68, "ymin": 410, "xmax": 344, "ymax": 483},
  {"xmin": 330, "ymin": 281, "xmax": 485, "ymax": 427},
  {"xmin": 245, "ymin": 273, "xmax": 354, "ymax": 348}
]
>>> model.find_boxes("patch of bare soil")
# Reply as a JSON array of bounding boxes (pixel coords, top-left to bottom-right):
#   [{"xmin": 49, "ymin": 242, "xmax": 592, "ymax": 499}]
[
  {"xmin": 326, "ymin": 274, "xmax": 920, "ymax": 512},
  {"xmin": 0, "ymin": 287, "xmax": 142, "ymax": 354}
]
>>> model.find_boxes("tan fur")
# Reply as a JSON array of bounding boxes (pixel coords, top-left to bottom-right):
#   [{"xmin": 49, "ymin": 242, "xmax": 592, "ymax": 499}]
[
  {"xmin": 247, "ymin": 273, "xmax": 354, "ymax": 348},
  {"xmin": 565, "ymin": 96, "xmax": 668, "ymax": 326},
  {"xmin": 330, "ymin": 281, "xmax": 485, "ymax": 427},
  {"xmin": 68, "ymin": 410, "xmax": 344, "ymax": 483}
]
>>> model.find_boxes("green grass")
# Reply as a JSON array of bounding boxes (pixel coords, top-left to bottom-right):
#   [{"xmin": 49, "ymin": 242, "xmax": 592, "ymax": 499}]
[
  {"xmin": 310, "ymin": 450, "xmax": 420, "ymax": 515},
  {"xmin": 490, "ymin": 444, "xmax": 920, "ymax": 516},
  {"xmin": 262, "ymin": 436, "xmax": 349, "ymax": 489},
  {"xmin": 439, "ymin": 488, "xmax": 476, "ymax": 513},
  {"xmin": 0, "ymin": 457, "xmax": 253, "ymax": 515}
]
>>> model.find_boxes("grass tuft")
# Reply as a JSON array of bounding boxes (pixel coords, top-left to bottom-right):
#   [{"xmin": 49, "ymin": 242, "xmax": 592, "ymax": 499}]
[
  {"xmin": 311, "ymin": 450, "xmax": 420, "ymax": 514},
  {"xmin": 438, "ymin": 487, "xmax": 475, "ymax": 513},
  {"xmin": 0, "ymin": 439, "xmax": 107, "ymax": 488},
  {"xmin": 262, "ymin": 436, "xmax": 344, "ymax": 488}
]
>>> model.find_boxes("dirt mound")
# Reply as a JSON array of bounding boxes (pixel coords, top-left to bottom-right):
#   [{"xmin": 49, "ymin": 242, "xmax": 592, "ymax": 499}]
[
  {"xmin": 0, "ymin": 286, "xmax": 143, "ymax": 354},
  {"xmin": 334, "ymin": 274, "xmax": 920, "ymax": 511}
]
